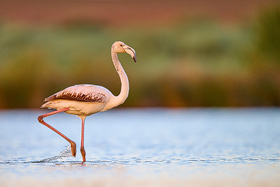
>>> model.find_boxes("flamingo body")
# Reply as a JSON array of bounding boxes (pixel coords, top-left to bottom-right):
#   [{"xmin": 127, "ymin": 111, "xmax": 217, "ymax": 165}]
[{"xmin": 42, "ymin": 84, "xmax": 114, "ymax": 116}]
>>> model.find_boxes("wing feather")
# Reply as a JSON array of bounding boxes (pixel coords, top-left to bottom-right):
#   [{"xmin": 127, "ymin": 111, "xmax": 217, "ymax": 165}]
[{"xmin": 44, "ymin": 85, "xmax": 107, "ymax": 103}]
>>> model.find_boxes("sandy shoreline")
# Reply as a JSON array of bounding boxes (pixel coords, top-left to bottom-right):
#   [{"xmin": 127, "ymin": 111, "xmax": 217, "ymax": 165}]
[
  {"xmin": 1, "ymin": 175, "xmax": 280, "ymax": 187},
  {"xmin": 2, "ymin": 164, "xmax": 280, "ymax": 187}
]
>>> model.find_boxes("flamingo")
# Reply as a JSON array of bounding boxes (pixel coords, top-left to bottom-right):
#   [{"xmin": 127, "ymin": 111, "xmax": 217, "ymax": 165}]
[{"xmin": 38, "ymin": 41, "xmax": 136, "ymax": 162}]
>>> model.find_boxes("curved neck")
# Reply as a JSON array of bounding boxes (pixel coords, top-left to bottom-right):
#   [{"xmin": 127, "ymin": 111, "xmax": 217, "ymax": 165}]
[{"xmin": 110, "ymin": 50, "xmax": 129, "ymax": 107}]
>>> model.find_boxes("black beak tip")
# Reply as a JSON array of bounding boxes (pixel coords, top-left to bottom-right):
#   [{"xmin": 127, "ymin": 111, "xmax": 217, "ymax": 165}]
[{"xmin": 133, "ymin": 56, "xmax": 137, "ymax": 63}]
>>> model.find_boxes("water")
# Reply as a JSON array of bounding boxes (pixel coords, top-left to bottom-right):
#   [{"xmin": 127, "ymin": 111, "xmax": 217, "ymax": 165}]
[{"xmin": 0, "ymin": 108, "xmax": 280, "ymax": 186}]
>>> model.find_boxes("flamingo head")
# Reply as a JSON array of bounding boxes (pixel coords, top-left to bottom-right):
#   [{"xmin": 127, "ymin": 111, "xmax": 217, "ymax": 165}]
[{"xmin": 112, "ymin": 41, "xmax": 137, "ymax": 62}]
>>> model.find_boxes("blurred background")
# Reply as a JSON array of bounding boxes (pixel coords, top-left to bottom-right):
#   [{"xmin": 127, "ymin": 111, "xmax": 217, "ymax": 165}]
[{"xmin": 0, "ymin": 0, "xmax": 279, "ymax": 109}]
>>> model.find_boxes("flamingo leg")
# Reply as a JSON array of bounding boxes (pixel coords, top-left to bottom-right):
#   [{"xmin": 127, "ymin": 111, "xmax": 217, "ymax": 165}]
[
  {"xmin": 80, "ymin": 117, "xmax": 86, "ymax": 162},
  {"xmin": 38, "ymin": 108, "xmax": 77, "ymax": 157}
]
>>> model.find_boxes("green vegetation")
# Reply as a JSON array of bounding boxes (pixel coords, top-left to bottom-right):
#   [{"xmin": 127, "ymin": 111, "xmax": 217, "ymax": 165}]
[{"xmin": 0, "ymin": 8, "xmax": 280, "ymax": 108}]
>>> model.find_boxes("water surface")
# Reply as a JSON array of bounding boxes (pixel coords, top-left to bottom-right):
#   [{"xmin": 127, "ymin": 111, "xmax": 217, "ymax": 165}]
[{"xmin": 0, "ymin": 108, "xmax": 280, "ymax": 186}]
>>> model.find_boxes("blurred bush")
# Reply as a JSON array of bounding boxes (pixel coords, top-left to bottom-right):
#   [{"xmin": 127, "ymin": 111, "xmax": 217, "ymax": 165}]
[
  {"xmin": 0, "ymin": 7, "xmax": 280, "ymax": 108},
  {"xmin": 256, "ymin": 7, "xmax": 280, "ymax": 62}
]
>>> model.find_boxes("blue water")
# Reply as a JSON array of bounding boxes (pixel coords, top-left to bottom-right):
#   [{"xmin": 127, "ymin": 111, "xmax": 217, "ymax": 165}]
[{"xmin": 0, "ymin": 108, "xmax": 280, "ymax": 185}]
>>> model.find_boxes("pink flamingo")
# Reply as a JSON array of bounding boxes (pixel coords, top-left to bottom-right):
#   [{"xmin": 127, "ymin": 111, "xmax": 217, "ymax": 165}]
[{"xmin": 38, "ymin": 41, "xmax": 136, "ymax": 162}]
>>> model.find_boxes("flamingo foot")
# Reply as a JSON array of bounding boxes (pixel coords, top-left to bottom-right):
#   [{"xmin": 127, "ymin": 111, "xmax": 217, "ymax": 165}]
[
  {"xmin": 70, "ymin": 142, "xmax": 76, "ymax": 157},
  {"xmin": 80, "ymin": 147, "xmax": 86, "ymax": 162}
]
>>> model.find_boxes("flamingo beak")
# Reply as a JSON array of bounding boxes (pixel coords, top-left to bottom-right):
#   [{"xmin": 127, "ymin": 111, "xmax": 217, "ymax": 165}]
[
  {"xmin": 133, "ymin": 56, "xmax": 137, "ymax": 63},
  {"xmin": 124, "ymin": 46, "xmax": 137, "ymax": 63}
]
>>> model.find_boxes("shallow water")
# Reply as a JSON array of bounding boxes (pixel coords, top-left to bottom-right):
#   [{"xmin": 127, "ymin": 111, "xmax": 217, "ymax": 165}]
[{"xmin": 0, "ymin": 108, "xmax": 280, "ymax": 186}]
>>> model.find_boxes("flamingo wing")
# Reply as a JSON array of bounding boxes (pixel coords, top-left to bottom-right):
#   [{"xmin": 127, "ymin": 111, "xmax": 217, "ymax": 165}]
[{"xmin": 44, "ymin": 85, "xmax": 107, "ymax": 103}]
